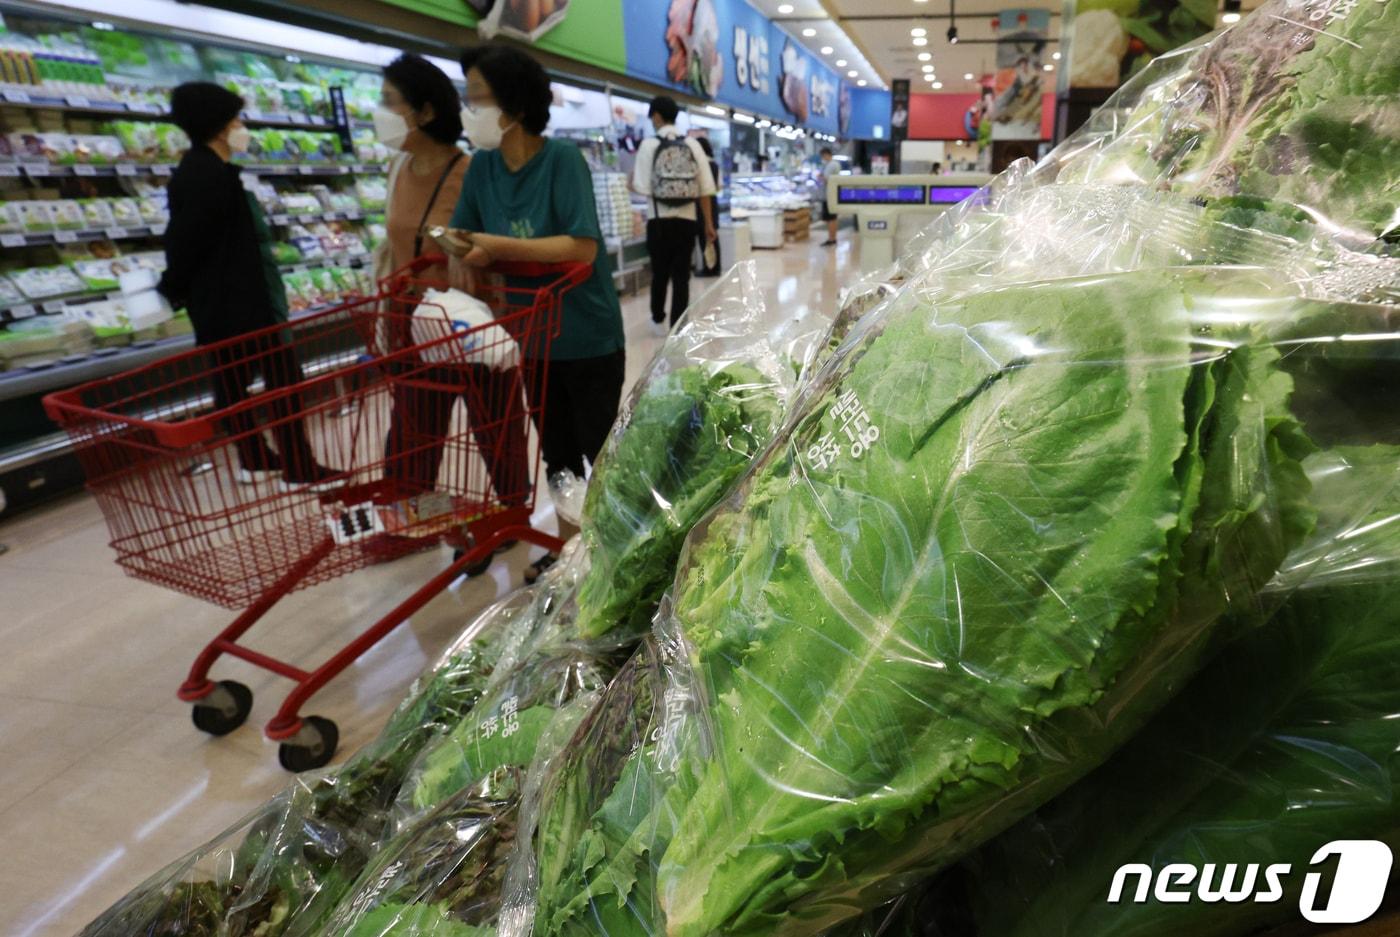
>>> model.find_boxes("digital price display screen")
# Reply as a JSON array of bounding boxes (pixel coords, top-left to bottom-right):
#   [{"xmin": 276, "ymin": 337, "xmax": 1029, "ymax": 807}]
[
  {"xmin": 927, "ymin": 186, "xmax": 981, "ymax": 204},
  {"xmin": 837, "ymin": 185, "xmax": 927, "ymax": 205}
]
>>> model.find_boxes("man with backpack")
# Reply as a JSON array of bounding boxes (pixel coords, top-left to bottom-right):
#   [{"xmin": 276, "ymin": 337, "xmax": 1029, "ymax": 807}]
[{"xmin": 633, "ymin": 95, "xmax": 717, "ymax": 330}]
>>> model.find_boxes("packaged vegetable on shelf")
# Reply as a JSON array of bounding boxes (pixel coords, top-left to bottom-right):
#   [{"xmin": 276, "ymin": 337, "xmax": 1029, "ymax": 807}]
[
  {"xmin": 78, "ymin": 591, "xmax": 533, "ymax": 937},
  {"xmin": 858, "ymin": 442, "xmax": 1400, "ymax": 937},
  {"xmin": 1045, "ymin": 0, "xmax": 1400, "ymax": 244},
  {"xmin": 571, "ymin": 261, "xmax": 830, "ymax": 640},
  {"xmin": 531, "ymin": 257, "xmax": 1400, "ymax": 937}
]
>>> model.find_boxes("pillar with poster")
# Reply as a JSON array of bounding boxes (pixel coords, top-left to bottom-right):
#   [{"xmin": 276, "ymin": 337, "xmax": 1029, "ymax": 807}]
[
  {"xmin": 985, "ymin": 9, "xmax": 1049, "ymax": 172},
  {"xmin": 888, "ymin": 79, "xmax": 910, "ymax": 173}
]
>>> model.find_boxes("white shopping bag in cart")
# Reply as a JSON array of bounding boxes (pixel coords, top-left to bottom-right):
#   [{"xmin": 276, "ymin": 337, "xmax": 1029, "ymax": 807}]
[{"xmin": 411, "ymin": 288, "xmax": 520, "ymax": 370}]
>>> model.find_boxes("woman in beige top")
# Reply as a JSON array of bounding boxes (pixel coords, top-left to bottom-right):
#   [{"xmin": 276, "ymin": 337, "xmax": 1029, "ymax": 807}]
[{"xmin": 379, "ymin": 54, "xmax": 528, "ymax": 511}]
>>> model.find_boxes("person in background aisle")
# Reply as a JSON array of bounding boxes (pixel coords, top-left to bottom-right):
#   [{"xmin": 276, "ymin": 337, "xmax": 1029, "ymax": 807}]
[
  {"xmin": 159, "ymin": 82, "xmax": 339, "ymax": 490},
  {"xmin": 436, "ymin": 43, "xmax": 627, "ymax": 584},
  {"xmin": 375, "ymin": 53, "xmax": 529, "ymax": 516},
  {"xmin": 932, "ymin": 161, "xmax": 943, "ymax": 175},
  {"xmin": 820, "ymin": 147, "xmax": 842, "ymax": 247},
  {"xmin": 632, "ymin": 95, "xmax": 717, "ymax": 330},
  {"xmin": 694, "ymin": 136, "xmax": 722, "ymax": 277}
]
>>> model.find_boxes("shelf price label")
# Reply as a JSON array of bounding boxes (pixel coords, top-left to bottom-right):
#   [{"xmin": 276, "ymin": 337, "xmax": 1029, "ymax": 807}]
[
  {"xmin": 8, "ymin": 303, "xmax": 36, "ymax": 319},
  {"xmin": 0, "ymin": 164, "xmax": 19, "ymax": 177},
  {"xmin": 53, "ymin": 230, "xmax": 79, "ymax": 243},
  {"xmin": 153, "ymin": 164, "xmax": 172, "ymax": 176},
  {"xmin": 115, "ymin": 164, "xmax": 138, "ymax": 176},
  {"xmin": 151, "ymin": 223, "xmax": 168, "ymax": 236},
  {"xmin": 298, "ymin": 165, "xmax": 317, "ymax": 175},
  {"xmin": 42, "ymin": 300, "xmax": 68, "ymax": 314},
  {"xmin": 73, "ymin": 164, "xmax": 97, "ymax": 176},
  {"xmin": 272, "ymin": 214, "xmax": 290, "ymax": 226},
  {"xmin": 106, "ymin": 226, "xmax": 129, "ymax": 239},
  {"xmin": 3, "ymin": 90, "xmax": 32, "ymax": 104},
  {"xmin": 66, "ymin": 95, "xmax": 92, "ymax": 108},
  {"xmin": 128, "ymin": 102, "xmax": 162, "ymax": 115},
  {"xmin": 0, "ymin": 233, "xmax": 25, "ymax": 248},
  {"xmin": 290, "ymin": 113, "xmax": 309, "ymax": 125}
]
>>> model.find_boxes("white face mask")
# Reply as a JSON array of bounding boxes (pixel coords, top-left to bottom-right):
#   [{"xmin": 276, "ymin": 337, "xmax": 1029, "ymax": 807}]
[
  {"xmin": 373, "ymin": 106, "xmax": 411, "ymax": 150},
  {"xmin": 226, "ymin": 125, "xmax": 252, "ymax": 154},
  {"xmin": 460, "ymin": 104, "xmax": 515, "ymax": 150}
]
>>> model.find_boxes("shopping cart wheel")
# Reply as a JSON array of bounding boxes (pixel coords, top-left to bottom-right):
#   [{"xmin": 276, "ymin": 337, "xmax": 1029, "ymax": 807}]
[
  {"xmin": 452, "ymin": 548, "xmax": 495, "ymax": 578},
  {"xmin": 190, "ymin": 680, "xmax": 253, "ymax": 737},
  {"xmin": 278, "ymin": 716, "xmax": 339, "ymax": 772}
]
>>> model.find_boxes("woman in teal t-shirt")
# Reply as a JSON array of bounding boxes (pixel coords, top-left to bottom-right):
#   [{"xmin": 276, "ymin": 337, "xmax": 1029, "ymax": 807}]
[{"xmin": 438, "ymin": 44, "xmax": 626, "ymax": 583}]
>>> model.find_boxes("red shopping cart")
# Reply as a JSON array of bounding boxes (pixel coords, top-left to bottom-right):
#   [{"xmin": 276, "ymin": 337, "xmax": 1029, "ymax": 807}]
[{"xmin": 44, "ymin": 256, "xmax": 588, "ymax": 770}]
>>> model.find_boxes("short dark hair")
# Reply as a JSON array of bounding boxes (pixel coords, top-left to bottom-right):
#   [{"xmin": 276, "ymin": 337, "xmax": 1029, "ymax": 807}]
[
  {"xmin": 695, "ymin": 136, "xmax": 714, "ymax": 157},
  {"xmin": 170, "ymin": 82, "xmax": 243, "ymax": 145},
  {"xmin": 648, "ymin": 95, "xmax": 680, "ymax": 124},
  {"xmin": 460, "ymin": 44, "xmax": 552, "ymax": 135},
  {"xmin": 820, "ymin": 147, "xmax": 833, "ymax": 156},
  {"xmin": 383, "ymin": 53, "xmax": 463, "ymax": 144}
]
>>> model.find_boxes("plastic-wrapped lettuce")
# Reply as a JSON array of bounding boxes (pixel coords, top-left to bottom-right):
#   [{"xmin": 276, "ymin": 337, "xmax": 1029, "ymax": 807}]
[
  {"xmin": 525, "ymin": 263, "xmax": 1400, "ymax": 937},
  {"xmin": 76, "ymin": 597, "xmax": 524, "ymax": 937},
  {"xmin": 1048, "ymin": 0, "xmax": 1400, "ymax": 243},
  {"xmin": 572, "ymin": 261, "xmax": 828, "ymax": 640},
  {"xmin": 847, "ymin": 445, "xmax": 1400, "ymax": 937}
]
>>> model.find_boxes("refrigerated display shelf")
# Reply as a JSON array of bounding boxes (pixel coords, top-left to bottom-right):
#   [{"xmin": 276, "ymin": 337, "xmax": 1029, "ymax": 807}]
[
  {"xmin": 0, "ymin": 161, "xmax": 386, "ymax": 179},
  {"xmin": 0, "ymin": 223, "xmax": 167, "ymax": 249},
  {"xmin": 0, "ymin": 90, "xmax": 338, "ymax": 131}
]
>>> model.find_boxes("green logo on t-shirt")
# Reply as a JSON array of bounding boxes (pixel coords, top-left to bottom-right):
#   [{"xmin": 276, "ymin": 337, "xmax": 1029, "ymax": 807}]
[{"xmin": 510, "ymin": 218, "xmax": 535, "ymax": 239}]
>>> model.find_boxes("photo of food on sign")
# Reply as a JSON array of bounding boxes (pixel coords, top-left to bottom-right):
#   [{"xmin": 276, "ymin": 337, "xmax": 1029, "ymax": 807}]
[
  {"xmin": 839, "ymin": 81, "xmax": 852, "ymax": 136},
  {"xmin": 476, "ymin": 0, "xmax": 572, "ymax": 42},
  {"xmin": 779, "ymin": 40, "xmax": 810, "ymax": 122},
  {"xmin": 666, "ymin": 0, "xmax": 723, "ymax": 97}
]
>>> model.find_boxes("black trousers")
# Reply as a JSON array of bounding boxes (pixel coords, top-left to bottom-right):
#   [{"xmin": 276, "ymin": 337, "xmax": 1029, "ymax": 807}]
[
  {"xmin": 525, "ymin": 349, "xmax": 626, "ymax": 481},
  {"xmin": 207, "ymin": 331, "xmax": 319, "ymax": 475},
  {"xmin": 647, "ymin": 217, "xmax": 698, "ymax": 326},
  {"xmin": 383, "ymin": 363, "xmax": 531, "ymax": 504}
]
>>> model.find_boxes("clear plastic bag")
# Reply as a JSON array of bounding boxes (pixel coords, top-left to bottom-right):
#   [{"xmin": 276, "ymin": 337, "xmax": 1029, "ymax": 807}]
[
  {"xmin": 1043, "ymin": 0, "xmax": 1400, "ymax": 245},
  {"xmin": 529, "ymin": 260, "xmax": 1399, "ymax": 937},
  {"xmin": 571, "ymin": 261, "xmax": 830, "ymax": 640},
  {"xmin": 77, "ymin": 595, "xmax": 526, "ymax": 937},
  {"xmin": 840, "ymin": 443, "xmax": 1400, "ymax": 937}
]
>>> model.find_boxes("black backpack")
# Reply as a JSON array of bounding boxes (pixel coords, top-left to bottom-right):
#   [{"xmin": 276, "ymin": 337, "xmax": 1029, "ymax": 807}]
[{"xmin": 650, "ymin": 136, "xmax": 702, "ymax": 206}]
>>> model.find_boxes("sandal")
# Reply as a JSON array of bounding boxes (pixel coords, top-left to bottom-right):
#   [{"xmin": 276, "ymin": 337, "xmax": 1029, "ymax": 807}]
[{"xmin": 523, "ymin": 552, "xmax": 558, "ymax": 585}]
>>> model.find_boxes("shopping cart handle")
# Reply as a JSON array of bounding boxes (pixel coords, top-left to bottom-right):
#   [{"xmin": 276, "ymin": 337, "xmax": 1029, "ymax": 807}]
[{"xmin": 489, "ymin": 261, "xmax": 593, "ymax": 287}]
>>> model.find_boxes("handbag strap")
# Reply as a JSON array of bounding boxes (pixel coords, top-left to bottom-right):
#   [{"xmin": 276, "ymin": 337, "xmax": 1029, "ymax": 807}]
[{"xmin": 413, "ymin": 151, "xmax": 464, "ymax": 258}]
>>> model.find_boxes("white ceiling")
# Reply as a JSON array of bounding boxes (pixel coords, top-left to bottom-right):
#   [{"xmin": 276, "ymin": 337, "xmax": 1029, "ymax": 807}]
[{"xmin": 751, "ymin": 0, "xmax": 1267, "ymax": 95}]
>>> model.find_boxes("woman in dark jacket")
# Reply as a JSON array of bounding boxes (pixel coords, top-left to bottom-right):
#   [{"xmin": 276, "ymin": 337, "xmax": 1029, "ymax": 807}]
[
  {"xmin": 695, "ymin": 136, "xmax": 722, "ymax": 277},
  {"xmin": 158, "ymin": 82, "xmax": 336, "ymax": 488}
]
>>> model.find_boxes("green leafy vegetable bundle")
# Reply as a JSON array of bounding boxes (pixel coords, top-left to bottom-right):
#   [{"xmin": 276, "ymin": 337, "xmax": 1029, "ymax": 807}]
[
  {"xmin": 1053, "ymin": 0, "xmax": 1400, "ymax": 243},
  {"xmin": 572, "ymin": 261, "xmax": 828, "ymax": 640},
  {"xmin": 536, "ymin": 267, "xmax": 1349, "ymax": 937},
  {"xmin": 847, "ymin": 445, "xmax": 1400, "ymax": 937}
]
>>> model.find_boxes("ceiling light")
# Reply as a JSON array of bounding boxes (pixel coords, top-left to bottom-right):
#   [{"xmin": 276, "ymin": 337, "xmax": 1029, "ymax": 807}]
[
  {"xmin": 1221, "ymin": 0, "xmax": 1242, "ymax": 22},
  {"xmin": 947, "ymin": 24, "xmax": 959, "ymax": 43},
  {"xmin": 705, "ymin": 104, "xmax": 727, "ymax": 116},
  {"xmin": 756, "ymin": 119, "xmax": 771, "ymax": 128},
  {"xmin": 932, "ymin": 81, "xmax": 943, "ymax": 89},
  {"xmin": 1052, "ymin": 51, "xmax": 1061, "ymax": 60},
  {"xmin": 836, "ymin": 59, "xmax": 847, "ymax": 66},
  {"xmin": 911, "ymin": 27, "xmax": 927, "ymax": 36},
  {"xmin": 848, "ymin": 69, "xmax": 858, "ymax": 77},
  {"xmin": 917, "ymin": 51, "xmax": 932, "ymax": 61},
  {"xmin": 821, "ymin": 46, "xmax": 834, "ymax": 54},
  {"xmin": 802, "ymin": 27, "xmax": 817, "ymax": 37},
  {"xmin": 857, "ymin": 79, "xmax": 868, "ymax": 86},
  {"xmin": 912, "ymin": 36, "xmax": 928, "ymax": 46},
  {"xmin": 922, "ymin": 64, "xmax": 934, "ymax": 72},
  {"xmin": 1221, "ymin": 10, "xmax": 1241, "ymax": 21},
  {"xmin": 91, "ymin": 20, "xmax": 115, "ymax": 30},
  {"xmin": 732, "ymin": 112, "xmax": 756, "ymax": 124},
  {"xmin": 924, "ymin": 74, "xmax": 937, "ymax": 82},
  {"xmin": 964, "ymin": 72, "xmax": 975, "ymax": 80},
  {"xmin": 1043, "ymin": 63, "xmax": 1054, "ymax": 71},
  {"xmin": 777, "ymin": 3, "xmax": 793, "ymax": 12}
]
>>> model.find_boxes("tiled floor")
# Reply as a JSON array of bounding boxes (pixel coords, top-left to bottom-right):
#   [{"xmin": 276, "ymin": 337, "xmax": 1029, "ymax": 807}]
[{"xmin": 0, "ymin": 233, "xmax": 854, "ymax": 936}]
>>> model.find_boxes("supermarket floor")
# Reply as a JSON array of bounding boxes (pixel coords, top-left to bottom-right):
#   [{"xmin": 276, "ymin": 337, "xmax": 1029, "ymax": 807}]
[{"xmin": 0, "ymin": 232, "xmax": 856, "ymax": 937}]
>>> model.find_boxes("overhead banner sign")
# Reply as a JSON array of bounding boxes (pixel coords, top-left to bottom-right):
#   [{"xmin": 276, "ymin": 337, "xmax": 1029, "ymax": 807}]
[{"xmin": 621, "ymin": 0, "xmax": 842, "ymax": 135}]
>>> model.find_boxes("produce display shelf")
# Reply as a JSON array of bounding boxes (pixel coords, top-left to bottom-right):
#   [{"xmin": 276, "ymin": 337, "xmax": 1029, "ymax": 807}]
[
  {"xmin": 3, "ymin": 287, "xmax": 150, "ymax": 323},
  {"xmin": 0, "ymin": 90, "xmax": 338, "ymax": 131},
  {"xmin": 1, "ymin": 161, "xmax": 386, "ymax": 178},
  {"xmin": 278, "ymin": 252, "xmax": 370, "ymax": 272},
  {"xmin": 0, "ymin": 299, "xmax": 351, "ymax": 403},
  {"xmin": 0, "ymin": 222, "xmax": 167, "ymax": 249},
  {"xmin": 267, "ymin": 209, "xmax": 370, "ymax": 227}
]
